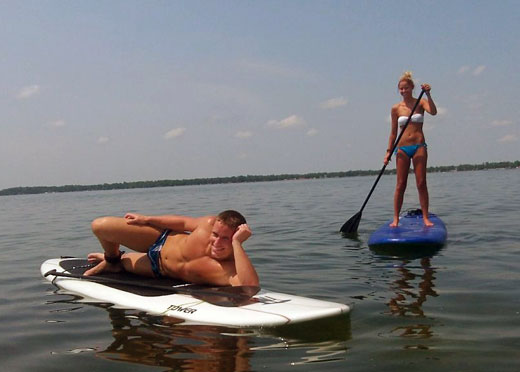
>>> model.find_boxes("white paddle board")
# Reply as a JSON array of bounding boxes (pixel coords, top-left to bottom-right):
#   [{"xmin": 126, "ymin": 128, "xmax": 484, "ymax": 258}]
[{"xmin": 41, "ymin": 258, "xmax": 350, "ymax": 327}]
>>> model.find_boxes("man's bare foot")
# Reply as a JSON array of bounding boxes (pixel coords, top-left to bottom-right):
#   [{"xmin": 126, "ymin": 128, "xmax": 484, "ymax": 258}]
[
  {"xmin": 87, "ymin": 252, "xmax": 104, "ymax": 264},
  {"xmin": 84, "ymin": 253, "xmax": 123, "ymax": 276}
]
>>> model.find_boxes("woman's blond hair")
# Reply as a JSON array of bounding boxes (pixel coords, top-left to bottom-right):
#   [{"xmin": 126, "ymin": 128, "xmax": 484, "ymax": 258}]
[{"xmin": 398, "ymin": 71, "xmax": 415, "ymax": 88}]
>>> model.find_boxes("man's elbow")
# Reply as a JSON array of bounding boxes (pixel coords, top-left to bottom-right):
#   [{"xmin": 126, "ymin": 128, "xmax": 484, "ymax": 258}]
[
  {"xmin": 233, "ymin": 275, "xmax": 260, "ymax": 287},
  {"xmin": 243, "ymin": 278, "xmax": 260, "ymax": 287}
]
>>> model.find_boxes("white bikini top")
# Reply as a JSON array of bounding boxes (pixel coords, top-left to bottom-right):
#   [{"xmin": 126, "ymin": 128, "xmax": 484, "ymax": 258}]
[{"xmin": 398, "ymin": 113, "xmax": 424, "ymax": 127}]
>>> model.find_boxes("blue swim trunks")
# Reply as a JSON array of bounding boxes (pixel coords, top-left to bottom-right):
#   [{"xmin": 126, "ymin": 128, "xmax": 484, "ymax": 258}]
[{"xmin": 147, "ymin": 229, "xmax": 171, "ymax": 278}]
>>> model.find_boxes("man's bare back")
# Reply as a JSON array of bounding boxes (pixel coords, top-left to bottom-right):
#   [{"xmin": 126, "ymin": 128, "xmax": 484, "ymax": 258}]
[{"xmin": 84, "ymin": 210, "xmax": 259, "ymax": 287}]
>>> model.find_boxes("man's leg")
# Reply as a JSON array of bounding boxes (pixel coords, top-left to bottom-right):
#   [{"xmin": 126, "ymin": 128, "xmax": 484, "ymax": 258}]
[
  {"xmin": 121, "ymin": 252, "xmax": 156, "ymax": 277},
  {"xmin": 85, "ymin": 216, "xmax": 162, "ymax": 276}
]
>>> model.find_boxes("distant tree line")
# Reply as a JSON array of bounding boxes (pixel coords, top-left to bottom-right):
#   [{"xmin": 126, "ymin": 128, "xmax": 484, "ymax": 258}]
[{"xmin": 1, "ymin": 160, "xmax": 518, "ymax": 196}]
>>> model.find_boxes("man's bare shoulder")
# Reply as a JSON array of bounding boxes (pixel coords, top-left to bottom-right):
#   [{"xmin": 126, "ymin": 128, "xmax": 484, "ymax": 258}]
[
  {"xmin": 184, "ymin": 216, "xmax": 216, "ymax": 242},
  {"xmin": 182, "ymin": 215, "xmax": 216, "ymax": 232},
  {"xmin": 194, "ymin": 215, "xmax": 217, "ymax": 230}
]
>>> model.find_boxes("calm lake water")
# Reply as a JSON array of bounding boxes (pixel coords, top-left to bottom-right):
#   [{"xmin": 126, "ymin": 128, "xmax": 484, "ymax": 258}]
[{"xmin": 1, "ymin": 169, "xmax": 519, "ymax": 371}]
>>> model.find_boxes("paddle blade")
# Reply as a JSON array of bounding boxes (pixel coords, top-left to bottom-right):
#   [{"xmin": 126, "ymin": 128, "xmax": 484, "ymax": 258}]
[{"xmin": 340, "ymin": 211, "xmax": 362, "ymax": 234}]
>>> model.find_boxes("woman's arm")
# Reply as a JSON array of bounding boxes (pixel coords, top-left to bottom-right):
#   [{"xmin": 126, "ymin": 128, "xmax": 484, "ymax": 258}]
[
  {"xmin": 421, "ymin": 83, "xmax": 437, "ymax": 115},
  {"xmin": 384, "ymin": 106, "xmax": 399, "ymax": 165}
]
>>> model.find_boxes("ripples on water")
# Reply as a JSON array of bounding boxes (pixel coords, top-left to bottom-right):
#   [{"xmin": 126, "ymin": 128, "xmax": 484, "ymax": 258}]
[{"xmin": 1, "ymin": 169, "xmax": 519, "ymax": 371}]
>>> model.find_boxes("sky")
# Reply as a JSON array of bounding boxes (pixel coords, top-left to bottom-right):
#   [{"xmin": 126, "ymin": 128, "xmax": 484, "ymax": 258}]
[{"xmin": 1, "ymin": 0, "xmax": 519, "ymax": 190}]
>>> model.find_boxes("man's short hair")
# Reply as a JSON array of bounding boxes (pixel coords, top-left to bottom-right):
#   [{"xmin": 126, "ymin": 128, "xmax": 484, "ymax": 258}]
[{"xmin": 217, "ymin": 210, "xmax": 246, "ymax": 230}]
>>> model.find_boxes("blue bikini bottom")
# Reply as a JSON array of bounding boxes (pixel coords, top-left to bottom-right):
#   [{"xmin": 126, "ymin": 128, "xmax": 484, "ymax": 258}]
[{"xmin": 395, "ymin": 143, "xmax": 427, "ymax": 158}]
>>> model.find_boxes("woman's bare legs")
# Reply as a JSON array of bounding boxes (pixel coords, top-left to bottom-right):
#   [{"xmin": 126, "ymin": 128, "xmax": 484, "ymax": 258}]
[
  {"xmin": 412, "ymin": 147, "xmax": 434, "ymax": 226},
  {"xmin": 391, "ymin": 151, "xmax": 411, "ymax": 227}
]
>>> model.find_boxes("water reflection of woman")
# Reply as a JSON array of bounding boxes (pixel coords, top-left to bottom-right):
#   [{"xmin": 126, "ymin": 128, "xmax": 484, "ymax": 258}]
[
  {"xmin": 387, "ymin": 257, "xmax": 438, "ymax": 341},
  {"xmin": 387, "ymin": 257, "xmax": 438, "ymax": 317}
]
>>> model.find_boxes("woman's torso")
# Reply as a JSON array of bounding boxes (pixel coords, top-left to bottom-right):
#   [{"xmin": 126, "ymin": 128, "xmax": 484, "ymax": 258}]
[{"xmin": 395, "ymin": 101, "xmax": 426, "ymax": 146}]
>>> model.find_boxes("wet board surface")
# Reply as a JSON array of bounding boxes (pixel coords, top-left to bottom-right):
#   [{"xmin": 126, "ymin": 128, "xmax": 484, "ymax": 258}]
[
  {"xmin": 368, "ymin": 209, "xmax": 447, "ymax": 249},
  {"xmin": 41, "ymin": 258, "xmax": 350, "ymax": 327}
]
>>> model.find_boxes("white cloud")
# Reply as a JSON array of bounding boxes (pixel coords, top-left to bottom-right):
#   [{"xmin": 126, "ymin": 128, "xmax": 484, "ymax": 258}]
[
  {"xmin": 320, "ymin": 96, "xmax": 348, "ymax": 109},
  {"xmin": 235, "ymin": 131, "xmax": 253, "ymax": 139},
  {"xmin": 457, "ymin": 66, "xmax": 470, "ymax": 75},
  {"xmin": 97, "ymin": 136, "xmax": 109, "ymax": 144},
  {"xmin": 457, "ymin": 65, "xmax": 486, "ymax": 76},
  {"xmin": 423, "ymin": 123, "xmax": 436, "ymax": 131},
  {"xmin": 498, "ymin": 134, "xmax": 518, "ymax": 143},
  {"xmin": 164, "ymin": 127, "xmax": 186, "ymax": 139},
  {"xmin": 48, "ymin": 119, "xmax": 66, "ymax": 128},
  {"xmin": 491, "ymin": 120, "xmax": 512, "ymax": 127},
  {"xmin": 473, "ymin": 65, "xmax": 486, "ymax": 76},
  {"xmin": 267, "ymin": 115, "xmax": 304, "ymax": 129},
  {"xmin": 16, "ymin": 85, "xmax": 40, "ymax": 99},
  {"xmin": 306, "ymin": 128, "xmax": 318, "ymax": 136},
  {"xmin": 463, "ymin": 93, "xmax": 485, "ymax": 110},
  {"xmin": 436, "ymin": 107, "xmax": 447, "ymax": 116}
]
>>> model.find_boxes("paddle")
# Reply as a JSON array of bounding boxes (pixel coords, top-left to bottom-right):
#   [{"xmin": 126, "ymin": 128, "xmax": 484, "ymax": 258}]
[
  {"xmin": 44, "ymin": 269, "xmax": 260, "ymax": 307},
  {"xmin": 340, "ymin": 89, "xmax": 425, "ymax": 235}
]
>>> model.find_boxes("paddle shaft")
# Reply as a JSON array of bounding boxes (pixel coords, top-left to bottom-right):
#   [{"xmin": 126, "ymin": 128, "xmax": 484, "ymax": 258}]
[
  {"xmin": 357, "ymin": 89, "xmax": 425, "ymax": 214},
  {"xmin": 44, "ymin": 269, "xmax": 258, "ymax": 301}
]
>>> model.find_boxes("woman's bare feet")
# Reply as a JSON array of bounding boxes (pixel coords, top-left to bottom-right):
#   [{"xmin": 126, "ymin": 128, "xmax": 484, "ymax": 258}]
[
  {"xmin": 389, "ymin": 217, "xmax": 399, "ymax": 227},
  {"xmin": 423, "ymin": 216, "xmax": 434, "ymax": 227}
]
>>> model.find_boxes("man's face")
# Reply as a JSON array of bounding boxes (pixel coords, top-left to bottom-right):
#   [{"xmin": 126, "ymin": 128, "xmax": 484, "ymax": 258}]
[{"xmin": 209, "ymin": 220, "xmax": 235, "ymax": 260}]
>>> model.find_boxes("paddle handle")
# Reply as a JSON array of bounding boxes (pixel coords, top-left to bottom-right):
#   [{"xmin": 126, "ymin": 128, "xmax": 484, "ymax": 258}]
[{"xmin": 358, "ymin": 89, "xmax": 425, "ymax": 214}]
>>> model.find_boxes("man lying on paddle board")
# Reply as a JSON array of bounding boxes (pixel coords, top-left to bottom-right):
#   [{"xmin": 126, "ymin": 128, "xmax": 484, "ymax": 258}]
[{"xmin": 84, "ymin": 210, "xmax": 259, "ymax": 287}]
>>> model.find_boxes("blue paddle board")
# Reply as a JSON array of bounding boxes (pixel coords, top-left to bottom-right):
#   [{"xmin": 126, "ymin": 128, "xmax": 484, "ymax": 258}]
[{"xmin": 368, "ymin": 209, "xmax": 447, "ymax": 249}]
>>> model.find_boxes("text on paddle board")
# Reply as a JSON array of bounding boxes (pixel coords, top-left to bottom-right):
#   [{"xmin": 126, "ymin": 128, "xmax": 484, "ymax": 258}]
[
  {"xmin": 167, "ymin": 304, "xmax": 197, "ymax": 314},
  {"xmin": 256, "ymin": 295, "xmax": 290, "ymax": 305}
]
